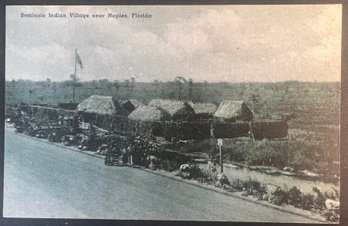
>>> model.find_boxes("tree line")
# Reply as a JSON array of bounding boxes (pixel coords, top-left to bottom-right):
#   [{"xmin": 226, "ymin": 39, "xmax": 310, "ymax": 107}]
[{"xmin": 5, "ymin": 77, "xmax": 340, "ymax": 120}]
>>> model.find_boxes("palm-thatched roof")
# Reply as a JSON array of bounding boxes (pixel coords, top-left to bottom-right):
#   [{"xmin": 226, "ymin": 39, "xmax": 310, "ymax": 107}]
[
  {"xmin": 148, "ymin": 99, "xmax": 195, "ymax": 119},
  {"xmin": 214, "ymin": 100, "xmax": 253, "ymax": 121},
  {"xmin": 128, "ymin": 105, "xmax": 170, "ymax": 121},
  {"xmin": 77, "ymin": 95, "xmax": 128, "ymax": 116},
  {"xmin": 188, "ymin": 102, "xmax": 217, "ymax": 115},
  {"xmin": 118, "ymin": 99, "xmax": 144, "ymax": 113}
]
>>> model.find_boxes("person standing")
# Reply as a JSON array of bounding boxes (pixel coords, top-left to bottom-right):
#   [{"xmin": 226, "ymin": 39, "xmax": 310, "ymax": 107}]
[{"xmin": 121, "ymin": 145, "xmax": 128, "ymax": 166}]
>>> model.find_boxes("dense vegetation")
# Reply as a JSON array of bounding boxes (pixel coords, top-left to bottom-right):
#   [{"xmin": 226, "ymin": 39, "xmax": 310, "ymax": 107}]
[
  {"xmin": 5, "ymin": 79, "xmax": 340, "ymax": 178},
  {"xmin": 173, "ymin": 138, "xmax": 339, "ymax": 181},
  {"xmin": 5, "ymin": 79, "xmax": 340, "ymax": 121}
]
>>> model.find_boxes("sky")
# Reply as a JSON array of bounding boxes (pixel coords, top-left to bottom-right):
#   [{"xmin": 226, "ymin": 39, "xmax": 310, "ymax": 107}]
[{"xmin": 6, "ymin": 5, "xmax": 341, "ymax": 83}]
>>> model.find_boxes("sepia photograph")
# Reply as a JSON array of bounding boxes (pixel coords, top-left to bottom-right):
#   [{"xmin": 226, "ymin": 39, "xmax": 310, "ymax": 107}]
[{"xmin": 4, "ymin": 4, "xmax": 341, "ymax": 223}]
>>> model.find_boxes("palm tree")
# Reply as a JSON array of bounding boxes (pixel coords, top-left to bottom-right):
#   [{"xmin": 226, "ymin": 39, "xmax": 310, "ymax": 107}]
[
  {"xmin": 51, "ymin": 82, "xmax": 58, "ymax": 105},
  {"xmin": 124, "ymin": 79, "xmax": 131, "ymax": 97},
  {"xmin": 249, "ymin": 94, "xmax": 260, "ymax": 114},
  {"xmin": 131, "ymin": 77, "xmax": 136, "ymax": 97},
  {"xmin": 188, "ymin": 78, "xmax": 193, "ymax": 99},
  {"xmin": 113, "ymin": 80, "xmax": 120, "ymax": 97},
  {"xmin": 106, "ymin": 83, "xmax": 113, "ymax": 96},
  {"xmin": 153, "ymin": 79, "xmax": 159, "ymax": 98},
  {"xmin": 203, "ymin": 80, "xmax": 209, "ymax": 101},
  {"xmin": 29, "ymin": 89, "xmax": 35, "ymax": 104}
]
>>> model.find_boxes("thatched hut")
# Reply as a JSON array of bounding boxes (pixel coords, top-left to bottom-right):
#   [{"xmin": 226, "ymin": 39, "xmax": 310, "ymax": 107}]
[
  {"xmin": 77, "ymin": 95, "xmax": 128, "ymax": 124},
  {"xmin": 128, "ymin": 105, "xmax": 169, "ymax": 136},
  {"xmin": 77, "ymin": 95, "xmax": 127, "ymax": 116},
  {"xmin": 148, "ymin": 99, "xmax": 195, "ymax": 121},
  {"xmin": 214, "ymin": 100, "xmax": 253, "ymax": 122},
  {"xmin": 128, "ymin": 105, "xmax": 169, "ymax": 122},
  {"xmin": 118, "ymin": 99, "xmax": 144, "ymax": 114},
  {"xmin": 188, "ymin": 102, "xmax": 217, "ymax": 120}
]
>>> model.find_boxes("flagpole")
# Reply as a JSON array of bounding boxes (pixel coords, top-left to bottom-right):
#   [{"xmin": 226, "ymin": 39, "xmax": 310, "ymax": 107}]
[
  {"xmin": 74, "ymin": 49, "xmax": 77, "ymax": 77},
  {"xmin": 73, "ymin": 49, "xmax": 77, "ymax": 102}
]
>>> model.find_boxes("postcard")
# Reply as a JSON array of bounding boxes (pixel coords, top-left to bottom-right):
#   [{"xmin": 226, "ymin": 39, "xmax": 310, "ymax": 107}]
[{"xmin": 4, "ymin": 5, "xmax": 341, "ymax": 223}]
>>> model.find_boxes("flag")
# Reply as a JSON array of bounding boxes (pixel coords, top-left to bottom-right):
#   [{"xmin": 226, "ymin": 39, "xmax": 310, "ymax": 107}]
[{"xmin": 75, "ymin": 51, "xmax": 83, "ymax": 69}]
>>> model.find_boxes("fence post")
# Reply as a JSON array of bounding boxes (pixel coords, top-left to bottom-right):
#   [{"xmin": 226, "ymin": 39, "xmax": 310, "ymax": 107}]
[{"xmin": 217, "ymin": 138, "xmax": 223, "ymax": 173}]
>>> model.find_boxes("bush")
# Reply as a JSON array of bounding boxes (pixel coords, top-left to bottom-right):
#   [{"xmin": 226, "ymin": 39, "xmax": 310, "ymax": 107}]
[
  {"xmin": 313, "ymin": 187, "xmax": 326, "ymax": 211},
  {"xmin": 246, "ymin": 140, "xmax": 289, "ymax": 168},
  {"xmin": 229, "ymin": 177, "xmax": 267, "ymax": 200},
  {"xmin": 230, "ymin": 178, "xmax": 245, "ymax": 190},
  {"xmin": 301, "ymin": 193, "xmax": 314, "ymax": 210},
  {"xmin": 287, "ymin": 186, "xmax": 302, "ymax": 207},
  {"xmin": 214, "ymin": 174, "xmax": 231, "ymax": 188},
  {"xmin": 228, "ymin": 148, "xmax": 245, "ymax": 162},
  {"xmin": 188, "ymin": 164, "xmax": 205, "ymax": 179},
  {"xmin": 270, "ymin": 187, "xmax": 288, "ymax": 206},
  {"xmin": 176, "ymin": 164, "xmax": 210, "ymax": 180},
  {"xmin": 250, "ymin": 182, "xmax": 267, "ymax": 200},
  {"xmin": 244, "ymin": 178, "xmax": 260, "ymax": 194},
  {"xmin": 164, "ymin": 159, "xmax": 180, "ymax": 172}
]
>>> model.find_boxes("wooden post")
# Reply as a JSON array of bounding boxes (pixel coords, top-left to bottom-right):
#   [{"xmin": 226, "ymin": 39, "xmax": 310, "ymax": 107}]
[
  {"xmin": 249, "ymin": 121, "xmax": 255, "ymax": 141},
  {"xmin": 219, "ymin": 145, "xmax": 223, "ymax": 173},
  {"xmin": 217, "ymin": 138, "xmax": 223, "ymax": 173}
]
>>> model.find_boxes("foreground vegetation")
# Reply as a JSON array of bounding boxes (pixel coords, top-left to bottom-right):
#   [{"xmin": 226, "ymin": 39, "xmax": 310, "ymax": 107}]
[
  {"xmin": 174, "ymin": 164, "xmax": 339, "ymax": 222},
  {"xmin": 171, "ymin": 138, "xmax": 339, "ymax": 182}
]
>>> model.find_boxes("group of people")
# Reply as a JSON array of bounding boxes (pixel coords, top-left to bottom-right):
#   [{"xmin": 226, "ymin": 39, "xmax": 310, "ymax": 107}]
[{"xmin": 104, "ymin": 135, "xmax": 162, "ymax": 167}]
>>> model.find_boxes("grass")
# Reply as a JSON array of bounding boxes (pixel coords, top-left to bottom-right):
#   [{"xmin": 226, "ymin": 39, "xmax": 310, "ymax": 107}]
[{"xmin": 176, "ymin": 138, "xmax": 339, "ymax": 180}]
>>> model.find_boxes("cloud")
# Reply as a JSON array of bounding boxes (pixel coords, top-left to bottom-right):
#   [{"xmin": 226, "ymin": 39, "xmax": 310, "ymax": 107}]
[
  {"xmin": 6, "ymin": 43, "xmax": 72, "ymax": 80},
  {"xmin": 5, "ymin": 5, "xmax": 341, "ymax": 83}
]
